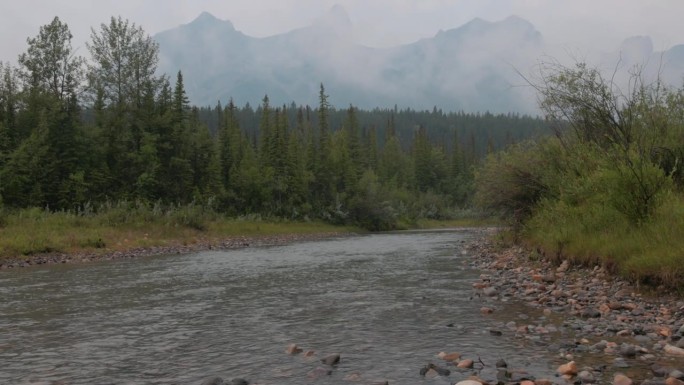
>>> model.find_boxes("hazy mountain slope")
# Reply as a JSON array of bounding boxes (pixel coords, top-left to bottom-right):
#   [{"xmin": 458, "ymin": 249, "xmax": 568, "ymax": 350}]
[{"xmin": 156, "ymin": 6, "xmax": 681, "ymax": 113}]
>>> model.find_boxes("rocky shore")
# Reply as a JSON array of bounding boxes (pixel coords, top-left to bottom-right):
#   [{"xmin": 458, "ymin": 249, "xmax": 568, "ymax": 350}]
[
  {"xmin": 0, "ymin": 232, "xmax": 350, "ymax": 270},
  {"xmin": 464, "ymin": 235, "xmax": 684, "ymax": 385}
]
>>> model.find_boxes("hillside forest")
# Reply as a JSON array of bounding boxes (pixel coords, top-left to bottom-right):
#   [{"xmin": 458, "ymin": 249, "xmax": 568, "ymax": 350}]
[{"xmin": 0, "ymin": 16, "xmax": 547, "ymax": 230}]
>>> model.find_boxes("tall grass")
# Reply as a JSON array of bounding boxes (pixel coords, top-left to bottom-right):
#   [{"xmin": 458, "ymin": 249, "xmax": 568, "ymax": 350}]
[
  {"xmin": 0, "ymin": 201, "xmax": 355, "ymax": 259},
  {"xmin": 523, "ymin": 192, "xmax": 684, "ymax": 289}
]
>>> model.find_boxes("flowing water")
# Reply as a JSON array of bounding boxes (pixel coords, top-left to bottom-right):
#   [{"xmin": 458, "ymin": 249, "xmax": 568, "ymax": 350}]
[{"xmin": 0, "ymin": 229, "xmax": 557, "ymax": 385}]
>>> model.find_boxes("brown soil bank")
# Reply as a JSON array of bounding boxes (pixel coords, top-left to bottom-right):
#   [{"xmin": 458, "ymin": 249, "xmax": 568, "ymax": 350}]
[
  {"xmin": 0, "ymin": 232, "xmax": 350, "ymax": 270},
  {"xmin": 467, "ymin": 235, "xmax": 684, "ymax": 385}
]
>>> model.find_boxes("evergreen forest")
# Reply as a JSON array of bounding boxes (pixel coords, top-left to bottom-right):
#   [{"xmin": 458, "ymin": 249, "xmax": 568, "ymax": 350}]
[{"xmin": 0, "ymin": 16, "xmax": 548, "ymax": 230}]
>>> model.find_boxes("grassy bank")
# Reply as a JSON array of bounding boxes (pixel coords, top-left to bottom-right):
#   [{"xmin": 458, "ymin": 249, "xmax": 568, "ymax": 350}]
[
  {"xmin": 475, "ymin": 62, "xmax": 684, "ymax": 291},
  {"xmin": 0, "ymin": 205, "xmax": 358, "ymax": 260},
  {"xmin": 0, "ymin": 203, "xmax": 491, "ymax": 262},
  {"xmin": 522, "ymin": 192, "xmax": 684, "ymax": 288}
]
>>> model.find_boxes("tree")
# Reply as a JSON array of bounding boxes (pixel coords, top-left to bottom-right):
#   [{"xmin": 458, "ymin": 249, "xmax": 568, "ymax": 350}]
[
  {"xmin": 18, "ymin": 16, "xmax": 83, "ymax": 107},
  {"xmin": 86, "ymin": 16, "xmax": 161, "ymax": 196},
  {"xmin": 87, "ymin": 16, "xmax": 160, "ymax": 110}
]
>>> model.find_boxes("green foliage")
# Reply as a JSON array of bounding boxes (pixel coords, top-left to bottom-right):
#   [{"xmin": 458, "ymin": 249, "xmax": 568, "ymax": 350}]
[
  {"xmin": 476, "ymin": 61, "xmax": 684, "ymax": 288},
  {"xmin": 0, "ymin": 15, "xmax": 555, "ymax": 233}
]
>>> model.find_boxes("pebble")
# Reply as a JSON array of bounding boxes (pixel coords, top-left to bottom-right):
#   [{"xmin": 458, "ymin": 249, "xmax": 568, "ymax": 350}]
[{"xmin": 465, "ymin": 237, "xmax": 684, "ymax": 385}]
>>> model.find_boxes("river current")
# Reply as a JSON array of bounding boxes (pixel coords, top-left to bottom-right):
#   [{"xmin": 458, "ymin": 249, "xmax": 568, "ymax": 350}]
[{"xmin": 0, "ymin": 229, "xmax": 555, "ymax": 384}]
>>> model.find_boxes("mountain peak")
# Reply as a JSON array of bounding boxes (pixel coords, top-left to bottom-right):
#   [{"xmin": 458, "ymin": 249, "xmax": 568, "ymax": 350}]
[
  {"xmin": 189, "ymin": 11, "xmax": 235, "ymax": 30},
  {"xmin": 620, "ymin": 35, "xmax": 654, "ymax": 61},
  {"xmin": 311, "ymin": 4, "xmax": 352, "ymax": 34}
]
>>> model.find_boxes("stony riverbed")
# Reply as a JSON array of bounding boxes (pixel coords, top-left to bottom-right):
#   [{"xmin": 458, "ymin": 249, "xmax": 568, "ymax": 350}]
[{"xmin": 465, "ymin": 237, "xmax": 684, "ymax": 385}]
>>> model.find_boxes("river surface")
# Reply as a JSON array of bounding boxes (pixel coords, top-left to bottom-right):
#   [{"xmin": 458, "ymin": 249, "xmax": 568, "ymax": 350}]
[{"xmin": 0, "ymin": 229, "xmax": 556, "ymax": 385}]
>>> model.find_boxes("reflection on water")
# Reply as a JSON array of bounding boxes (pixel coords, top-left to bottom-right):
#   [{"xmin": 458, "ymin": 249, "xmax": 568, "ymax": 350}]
[{"xmin": 0, "ymin": 230, "xmax": 555, "ymax": 384}]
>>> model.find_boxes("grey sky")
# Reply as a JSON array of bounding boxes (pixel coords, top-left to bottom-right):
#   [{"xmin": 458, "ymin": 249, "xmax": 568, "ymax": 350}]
[{"xmin": 1, "ymin": 0, "xmax": 682, "ymax": 63}]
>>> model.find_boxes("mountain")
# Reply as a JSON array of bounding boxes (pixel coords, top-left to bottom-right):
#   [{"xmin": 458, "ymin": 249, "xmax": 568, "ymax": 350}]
[
  {"xmin": 153, "ymin": 7, "xmax": 546, "ymax": 112},
  {"xmin": 152, "ymin": 8, "xmax": 542, "ymax": 112}
]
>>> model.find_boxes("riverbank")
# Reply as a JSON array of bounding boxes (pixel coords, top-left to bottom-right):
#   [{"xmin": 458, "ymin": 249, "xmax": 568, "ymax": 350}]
[
  {"xmin": 0, "ymin": 231, "xmax": 356, "ymax": 269},
  {"xmin": 466, "ymin": 234, "xmax": 684, "ymax": 385}
]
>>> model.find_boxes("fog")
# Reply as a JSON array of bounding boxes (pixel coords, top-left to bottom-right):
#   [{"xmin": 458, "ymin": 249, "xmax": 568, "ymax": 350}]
[
  {"xmin": 2, "ymin": 1, "xmax": 682, "ymax": 112},
  {"xmin": 2, "ymin": 0, "xmax": 682, "ymax": 63}
]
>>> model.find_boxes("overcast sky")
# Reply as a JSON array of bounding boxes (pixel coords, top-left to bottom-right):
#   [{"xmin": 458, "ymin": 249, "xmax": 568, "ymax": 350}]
[{"xmin": 1, "ymin": 0, "xmax": 682, "ymax": 63}]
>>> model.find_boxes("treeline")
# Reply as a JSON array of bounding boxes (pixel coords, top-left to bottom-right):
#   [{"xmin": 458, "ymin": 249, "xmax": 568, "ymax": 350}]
[
  {"xmin": 0, "ymin": 16, "xmax": 547, "ymax": 230},
  {"xmin": 476, "ymin": 62, "xmax": 684, "ymax": 288}
]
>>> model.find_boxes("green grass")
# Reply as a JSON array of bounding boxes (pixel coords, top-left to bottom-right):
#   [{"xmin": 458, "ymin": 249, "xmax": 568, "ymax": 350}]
[
  {"xmin": 523, "ymin": 193, "xmax": 684, "ymax": 290},
  {"xmin": 0, "ymin": 206, "xmax": 359, "ymax": 260},
  {"xmin": 414, "ymin": 217, "xmax": 502, "ymax": 229}
]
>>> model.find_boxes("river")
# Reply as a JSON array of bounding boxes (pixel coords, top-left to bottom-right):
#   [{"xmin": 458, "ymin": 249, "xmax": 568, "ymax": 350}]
[{"xmin": 0, "ymin": 229, "xmax": 556, "ymax": 384}]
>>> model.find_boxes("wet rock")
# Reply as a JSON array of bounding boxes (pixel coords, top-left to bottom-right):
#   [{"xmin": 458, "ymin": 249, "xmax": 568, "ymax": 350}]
[
  {"xmin": 457, "ymin": 359, "xmax": 474, "ymax": 369},
  {"xmin": 521, "ymin": 381, "xmax": 535, "ymax": 385},
  {"xmin": 304, "ymin": 350, "xmax": 315, "ymax": 357},
  {"xmin": 497, "ymin": 369, "xmax": 511, "ymax": 382},
  {"xmin": 420, "ymin": 363, "xmax": 450, "ymax": 377},
  {"xmin": 480, "ymin": 306, "xmax": 494, "ymax": 314},
  {"xmin": 438, "ymin": 352, "xmax": 461, "ymax": 361},
  {"xmin": 613, "ymin": 358, "xmax": 631, "ymax": 368},
  {"xmin": 581, "ymin": 308, "xmax": 601, "ymax": 318},
  {"xmin": 495, "ymin": 359, "xmax": 508, "ymax": 368},
  {"xmin": 343, "ymin": 372, "xmax": 361, "ymax": 381},
  {"xmin": 642, "ymin": 380, "xmax": 668, "ymax": 385},
  {"xmin": 620, "ymin": 343, "xmax": 637, "ymax": 358},
  {"xmin": 483, "ymin": 287, "xmax": 498, "ymax": 297},
  {"xmin": 489, "ymin": 329, "xmax": 503, "ymax": 336},
  {"xmin": 466, "ymin": 375, "xmax": 488, "ymax": 385},
  {"xmin": 285, "ymin": 343, "xmax": 303, "ymax": 355},
  {"xmin": 578, "ymin": 370, "xmax": 596, "ymax": 383},
  {"xmin": 320, "ymin": 353, "xmax": 340, "ymax": 365},
  {"xmin": 455, "ymin": 381, "xmax": 482, "ymax": 385},
  {"xmin": 671, "ymin": 371, "xmax": 684, "ymax": 381},
  {"xmin": 534, "ymin": 379, "xmax": 554, "ymax": 385},
  {"xmin": 230, "ymin": 379, "xmax": 248, "ymax": 385},
  {"xmin": 307, "ymin": 367, "xmax": 332, "ymax": 379},
  {"xmin": 667, "ymin": 378, "xmax": 684, "ymax": 385},
  {"xmin": 557, "ymin": 361, "xmax": 578, "ymax": 376},
  {"xmin": 200, "ymin": 377, "xmax": 225, "ymax": 385},
  {"xmin": 614, "ymin": 373, "xmax": 633, "ymax": 385},
  {"xmin": 665, "ymin": 344, "xmax": 684, "ymax": 356}
]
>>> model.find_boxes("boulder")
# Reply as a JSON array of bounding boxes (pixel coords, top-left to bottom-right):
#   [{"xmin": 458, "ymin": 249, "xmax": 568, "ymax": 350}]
[
  {"xmin": 614, "ymin": 373, "xmax": 633, "ymax": 385},
  {"xmin": 482, "ymin": 287, "xmax": 498, "ymax": 297},
  {"xmin": 320, "ymin": 353, "xmax": 340, "ymax": 365},
  {"xmin": 670, "ymin": 370, "xmax": 684, "ymax": 380},
  {"xmin": 666, "ymin": 378, "xmax": 684, "ymax": 385},
  {"xmin": 438, "ymin": 352, "xmax": 461, "ymax": 361},
  {"xmin": 420, "ymin": 363, "xmax": 450, "ymax": 376},
  {"xmin": 285, "ymin": 343, "xmax": 302, "ymax": 355},
  {"xmin": 200, "ymin": 377, "xmax": 225, "ymax": 385},
  {"xmin": 557, "ymin": 361, "xmax": 578, "ymax": 376},
  {"xmin": 307, "ymin": 367, "xmax": 332, "ymax": 379},
  {"xmin": 619, "ymin": 343, "xmax": 637, "ymax": 358},
  {"xmin": 457, "ymin": 359, "xmax": 474, "ymax": 369},
  {"xmin": 665, "ymin": 344, "xmax": 684, "ymax": 356},
  {"xmin": 578, "ymin": 370, "xmax": 595, "ymax": 383}
]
